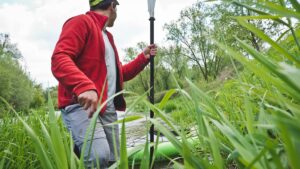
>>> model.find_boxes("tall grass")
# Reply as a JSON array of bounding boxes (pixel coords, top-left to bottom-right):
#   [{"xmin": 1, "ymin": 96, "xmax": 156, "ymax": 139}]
[
  {"xmin": 1, "ymin": 0, "xmax": 300, "ymax": 168},
  {"xmin": 130, "ymin": 0, "xmax": 300, "ymax": 168}
]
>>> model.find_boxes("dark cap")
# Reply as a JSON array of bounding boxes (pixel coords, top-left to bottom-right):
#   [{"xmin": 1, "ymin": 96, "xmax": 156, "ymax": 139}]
[{"xmin": 89, "ymin": 0, "xmax": 119, "ymax": 7}]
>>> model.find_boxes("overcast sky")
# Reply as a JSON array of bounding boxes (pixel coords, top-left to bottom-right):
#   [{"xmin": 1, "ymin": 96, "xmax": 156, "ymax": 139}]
[{"xmin": 0, "ymin": 0, "xmax": 198, "ymax": 87}]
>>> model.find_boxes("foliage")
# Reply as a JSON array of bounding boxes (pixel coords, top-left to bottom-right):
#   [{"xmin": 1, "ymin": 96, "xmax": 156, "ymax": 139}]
[
  {"xmin": 164, "ymin": 2, "xmax": 230, "ymax": 81},
  {"xmin": 0, "ymin": 95, "xmax": 78, "ymax": 169},
  {"xmin": 46, "ymin": 86, "xmax": 58, "ymax": 110},
  {"xmin": 0, "ymin": 109, "xmax": 50, "ymax": 169},
  {"xmin": 124, "ymin": 43, "xmax": 181, "ymax": 98},
  {"xmin": 0, "ymin": 44, "xmax": 33, "ymax": 113},
  {"xmin": 128, "ymin": 0, "xmax": 300, "ymax": 168},
  {"xmin": 0, "ymin": 33, "xmax": 22, "ymax": 59},
  {"xmin": 1, "ymin": 0, "xmax": 300, "ymax": 169},
  {"xmin": 0, "ymin": 34, "xmax": 46, "ymax": 115},
  {"xmin": 31, "ymin": 84, "xmax": 46, "ymax": 108}
]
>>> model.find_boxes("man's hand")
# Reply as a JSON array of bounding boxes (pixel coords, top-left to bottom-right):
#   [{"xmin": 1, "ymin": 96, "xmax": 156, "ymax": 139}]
[
  {"xmin": 143, "ymin": 44, "xmax": 157, "ymax": 59},
  {"xmin": 78, "ymin": 90, "xmax": 98, "ymax": 118}
]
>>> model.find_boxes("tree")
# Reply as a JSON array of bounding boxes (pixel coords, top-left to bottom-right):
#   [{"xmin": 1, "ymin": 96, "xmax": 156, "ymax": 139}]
[
  {"xmin": 164, "ymin": 1, "xmax": 281, "ymax": 81},
  {"xmin": 0, "ymin": 34, "xmax": 40, "ymax": 114},
  {"xmin": 0, "ymin": 33, "xmax": 22, "ymax": 59},
  {"xmin": 124, "ymin": 42, "xmax": 150, "ymax": 93},
  {"xmin": 164, "ymin": 2, "xmax": 226, "ymax": 81},
  {"xmin": 210, "ymin": 1, "xmax": 280, "ymax": 52},
  {"xmin": 159, "ymin": 45, "xmax": 189, "ymax": 87}
]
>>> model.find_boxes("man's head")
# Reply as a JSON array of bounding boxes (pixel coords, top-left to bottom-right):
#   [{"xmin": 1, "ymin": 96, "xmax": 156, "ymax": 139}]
[{"xmin": 89, "ymin": 0, "xmax": 119, "ymax": 27}]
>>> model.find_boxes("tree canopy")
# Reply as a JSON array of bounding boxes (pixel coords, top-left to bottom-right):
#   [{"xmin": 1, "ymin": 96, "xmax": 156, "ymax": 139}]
[{"xmin": 0, "ymin": 33, "xmax": 45, "ymax": 115}]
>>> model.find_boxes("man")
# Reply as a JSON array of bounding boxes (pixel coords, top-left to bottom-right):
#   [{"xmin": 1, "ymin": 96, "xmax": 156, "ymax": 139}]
[{"xmin": 51, "ymin": 0, "xmax": 157, "ymax": 168}]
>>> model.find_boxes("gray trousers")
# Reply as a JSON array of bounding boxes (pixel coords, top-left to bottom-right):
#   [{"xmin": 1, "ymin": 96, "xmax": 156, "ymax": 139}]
[{"xmin": 61, "ymin": 104, "xmax": 119, "ymax": 169}]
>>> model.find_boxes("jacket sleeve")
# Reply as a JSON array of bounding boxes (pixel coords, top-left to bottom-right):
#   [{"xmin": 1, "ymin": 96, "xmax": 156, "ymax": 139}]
[
  {"xmin": 51, "ymin": 15, "xmax": 97, "ymax": 97},
  {"xmin": 122, "ymin": 52, "xmax": 150, "ymax": 81}
]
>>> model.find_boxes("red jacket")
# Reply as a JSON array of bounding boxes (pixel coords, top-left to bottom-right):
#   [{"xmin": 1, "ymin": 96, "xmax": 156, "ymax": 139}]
[{"xmin": 51, "ymin": 11, "xmax": 149, "ymax": 114}]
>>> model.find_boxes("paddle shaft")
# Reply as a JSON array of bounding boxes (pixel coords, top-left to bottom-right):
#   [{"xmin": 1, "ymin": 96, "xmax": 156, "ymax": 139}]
[{"xmin": 149, "ymin": 16, "xmax": 155, "ymax": 167}]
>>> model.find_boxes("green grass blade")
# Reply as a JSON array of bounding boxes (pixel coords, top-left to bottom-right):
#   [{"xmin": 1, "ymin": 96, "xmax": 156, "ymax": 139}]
[
  {"xmin": 18, "ymin": 116, "xmax": 54, "ymax": 169},
  {"xmin": 69, "ymin": 132, "xmax": 78, "ymax": 169},
  {"xmin": 119, "ymin": 119, "xmax": 128, "ymax": 169},
  {"xmin": 212, "ymin": 120, "xmax": 263, "ymax": 168},
  {"xmin": 158, "ymin": 89, "xmax": 178, "ymax": 109},
  {"xmin": 114, "ymin": 115, "xmax": 144, "ymax": 124},
  {"xmin": 273, "ymin": 114, "xmax": 300, "ymax": 169},
  {"xmin": 143, "ymin": 100, "xmax": 180, "ymax": 134},
  {"xmin": 244, "ymin": 97, "xmax": 255, "ymax": 135},
  {"xmin": 185, "ymin": 78, "xmax": 221, "ymax": 119},
  {"xmin": 38, "ymin": 119, "xmax": 60, "ymax": 168},
  {"xmin": 0, "ymin": 148, "xmax": 7, "ymax": 169},
  {"xmin": 245, "ymin": 144, "xmax": 268, "ymax": 169},
  {"xmin": 204, "ymin": 118, "xmax": 224, "ymax": 169},
  {"xmin": 257, "ymin": 2, "xmax": 300, "ymax": 19},
  {"xmin": 232, "ymin": 1, "xmax": 289, "ymax": 26},
  {"xmin": 236, "ymin": 18, "xmax": 300, "ymax": 65},
  {"xmin": 268, "ymin": 141, "xmax": 286, "ymax": 169},
  {"xmin": 47, "ymin": 92, "xmax": 68, "ymax": 168},
  {"xmin": 114, "ymin": 145, "xmax": 145, "ymax": 169},
  {"xmin": 214, "ymin": 41, "xmax": 298, "ymax": 102},
  {"xmin": 236, "ymin": 38, "xmax": 300, "ymax": 97},
  {"xmin": 150, "ymin": 131, "xmax": 161, "ymax": 169},
  {"xmin": 139, "ymin": 129, "xmax": 149, "ymax": 169},
  {"xmin": 276, "ymin": 28, "xmax": 291, "ymax": 42},
  {"xmin": 289, "ymin": 0, "xmax": 300, "ymax": 12},
  {"xmin": 234, "ymin": 15, "xmax": 282, "ymax": 20},
  {"xmin": 111, "ymin": 124, "xmax": 119, "ymax": 165}
]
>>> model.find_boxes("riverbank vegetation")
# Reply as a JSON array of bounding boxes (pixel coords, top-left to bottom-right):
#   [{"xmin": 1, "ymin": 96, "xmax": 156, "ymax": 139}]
[{"xmin": 1, "ymin": 0, "xmax": 299, "ymax": 168}]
